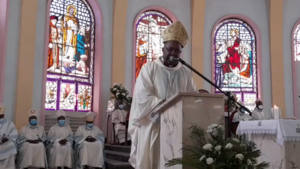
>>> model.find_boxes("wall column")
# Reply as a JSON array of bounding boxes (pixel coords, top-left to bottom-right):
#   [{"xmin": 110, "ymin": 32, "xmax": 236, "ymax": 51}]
[
  {"xmin": 15, "ymin": 0, "xmax": 39, "ymax": 129},
  {"xmin": 190, "ymin": 0, "xmax": 206, "ymax": 89},
  {"xmin": 270, "ymin": 0, "xmax": 286, "ymax": 117},
  {"xmin": 111, "ymin": 0, "xmax": 128, "ymax": 86}
]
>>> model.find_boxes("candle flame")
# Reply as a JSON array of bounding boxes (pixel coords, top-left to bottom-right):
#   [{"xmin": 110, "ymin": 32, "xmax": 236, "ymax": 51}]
[{"xmin": 274, "ymin": 105, "xmax": 278, "ymax": 108}]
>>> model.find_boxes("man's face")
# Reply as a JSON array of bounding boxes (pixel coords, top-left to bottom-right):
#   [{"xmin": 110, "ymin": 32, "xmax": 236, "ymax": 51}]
[
  {"xmin": 69, "ymin": 7, "xmax": 75, "ymax": 15},
  {"xmin": 51, "ymin": 19, "xmax": 57, "ymax": 26},
  {"xmin": 86, "ymin": 26, "xmax": 90, "ymax": 31},
  {"xmin": 162, "ymin": 41, "xmax": 182, "ymax": 67}
]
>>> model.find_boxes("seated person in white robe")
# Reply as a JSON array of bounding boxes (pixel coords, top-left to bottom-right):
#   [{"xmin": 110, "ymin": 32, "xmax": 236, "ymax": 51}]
[
  {"xmin": 0, "ymin": 103, "xmax": 18, "ymax": 169},
  {"xmin": 128, "ymin": 21, "xmax": 197, "ymax": 169},
  {"xmin": 251, "ymin": 98, "xmax": 269, "ymax": 120},
  {"xmin": 74, "ymin": 112, "xmax": 105, "ymax": 169},
  {"xmin": 47, "ymin": 110, "xmax": 73, "ymax": 169},
  {"xmin": 17, "ymin": 109, "xmax": 48, "ymax": 169},
  {"xmin": 232, "ymin": 101, "xmax": 252, "ymax": 122},
  {"xmin": 112, "ymin": 101, "xmax": 131, "ymax": 144}
]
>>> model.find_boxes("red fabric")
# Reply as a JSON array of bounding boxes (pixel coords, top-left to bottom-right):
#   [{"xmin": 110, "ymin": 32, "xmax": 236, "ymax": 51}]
[{"xmin": 223, "ymin": 38, "xmax": 241, "ymax": 73}]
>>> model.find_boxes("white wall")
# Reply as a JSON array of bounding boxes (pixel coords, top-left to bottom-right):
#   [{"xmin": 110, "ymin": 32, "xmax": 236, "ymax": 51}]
[
  {"xmin": 283, "ymin": 0, "xmax": 300, "ymax": 117},
  {"xmin": 3, "ymin": 0, "xmax": 22, "ymax": 121},
  {"xmin": 124, "ymin": 0, "xmax": 192, "ymax": 94},
  {"xmin": 203, "ymin": 0, "xmax": 272, "ymax": 113}
]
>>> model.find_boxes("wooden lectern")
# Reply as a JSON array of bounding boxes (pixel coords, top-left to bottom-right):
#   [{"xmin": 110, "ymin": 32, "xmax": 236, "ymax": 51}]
[{"xmin": 152, "ymin": 92, "xmax": 224, "ymax": 169}]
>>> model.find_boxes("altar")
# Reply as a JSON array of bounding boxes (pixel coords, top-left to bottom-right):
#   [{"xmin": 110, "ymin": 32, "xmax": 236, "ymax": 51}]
[{"xmin": 236, "ymin": 119, "xmax": 300, "ymax": 169}]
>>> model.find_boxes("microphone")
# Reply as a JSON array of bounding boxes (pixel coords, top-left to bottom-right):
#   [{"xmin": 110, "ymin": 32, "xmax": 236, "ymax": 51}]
[{"xmin": 169, "ymin": 57, "xmax": 180, "ymax": 62}]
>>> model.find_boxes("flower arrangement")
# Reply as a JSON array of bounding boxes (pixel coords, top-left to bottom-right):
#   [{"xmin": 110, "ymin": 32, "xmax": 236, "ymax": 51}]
[
  {"xmin": 165, "ymin": 124, "xmax": 269, "ymax": 169},
  {"xmin": 110, "ymin": 83, "xmax": 129, "ymax": 101}
]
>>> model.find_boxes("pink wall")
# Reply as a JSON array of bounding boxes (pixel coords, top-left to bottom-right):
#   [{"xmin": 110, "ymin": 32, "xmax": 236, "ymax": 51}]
[
  {"xmin": 0, "ymin": 0, "xmax": 9, "ymax": 103},
  {"xmin": 131, "ymin": 6, "xmax": 178, "ymax": 92},
  {"xmin": 41, "ymin": 0, "xmax": 103, "ymax": 126},
  {"xmin": 211, "ymin": 14, "xmax": 263, "ymax": 100}
]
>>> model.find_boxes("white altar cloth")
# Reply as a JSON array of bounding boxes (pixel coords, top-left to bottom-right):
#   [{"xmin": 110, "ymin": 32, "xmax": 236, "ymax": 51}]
[
  {"xmin": 236, "ymin": 119, "xmax": 300, "ymax": 169},
  {"xmin": 236, "ymin": 119, "xmax": 300, "ymax": 146}
]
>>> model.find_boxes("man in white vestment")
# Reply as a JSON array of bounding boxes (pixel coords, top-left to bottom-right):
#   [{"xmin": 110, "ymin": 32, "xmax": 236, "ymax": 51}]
[
  {"xmin": 251, "ymin": 99, "xmax": 269, "ymax": 120},
  {"xmin": 17, "ymin": 109, "xmax": 48, "ymax": 169},
  {"xmin": 74, "ymin": 112, "xmax": 105, "ymax": 169},
  {"xmin": 128, "ymin": 21, "xmax": 198, "ymax": 169},
  {"xmin": 0, "ymin": 103, "xmax": 18, "ymax": 169},
  {"xmin": 112, "ymin": 101, "xmax": 131, "ymax": 144},
  {"xmin": 232, "ymin": 101, "xmax": 252, "ymax": 122},
  {"xmin": 47, "ymin": 110, "xmax": 73, "ymax": 169}
]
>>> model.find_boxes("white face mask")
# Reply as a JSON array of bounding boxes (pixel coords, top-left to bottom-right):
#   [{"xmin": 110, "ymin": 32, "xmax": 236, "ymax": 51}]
[{"xmin": 258, "ymin": 105, "xmax": 263, "ymax": 110}]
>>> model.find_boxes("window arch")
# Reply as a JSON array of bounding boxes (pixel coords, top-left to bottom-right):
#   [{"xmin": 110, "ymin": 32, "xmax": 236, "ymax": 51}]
[
  {"xmin": 45, "ymin": 0, "xmax": 95, "ymax": 112},
  {"xmin": 292, "ymin": 20, "xmax": 300, "ymax": 117},
  {"xmin": 135, "ymin": 10, "xmax": 172, "ymax": 79},
  {"xmin": 213, "ymin": 18, "xmax": 258, "ymax": 110}
]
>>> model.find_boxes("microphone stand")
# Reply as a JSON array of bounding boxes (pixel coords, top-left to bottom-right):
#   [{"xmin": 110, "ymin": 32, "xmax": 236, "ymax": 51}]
[{"xmin": 177, "ymin": 58, "xmax": 251, "ymax": 138}]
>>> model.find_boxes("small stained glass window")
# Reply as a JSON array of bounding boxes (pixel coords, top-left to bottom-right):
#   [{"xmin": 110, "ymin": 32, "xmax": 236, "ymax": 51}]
[
  {"xmin": 45, "ymin": 0, "xmax": 94, "ymax": 112},
  {"xmin": 135, "ymin": 10, "xmax": 172, "ymax": 79},
  {"xmin": 294, "ymin": 24, "xmax": 300, "ymax": 61},
  {"xmin": 213, "ymin": 18, "xmax": 258, "ymax": 110}
]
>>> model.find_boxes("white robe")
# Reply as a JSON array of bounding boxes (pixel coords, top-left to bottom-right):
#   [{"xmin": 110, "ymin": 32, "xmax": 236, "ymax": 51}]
[
  {"xmin": 0, "ymin": 119, "xmax": 18, "ymax": 169},
  {"xmin": 251, "ymin": 108, "xmax": 268, "ymax": 120},
  {"xmin": 47, "ymin": 124, "xmax": 73, "ymax": 168},
  {"xmin": 128, "ymin": 58, "xmax": 197, "ymax": 169},
  {"xmin": 17, "ymin": 125, "xmax": 47, "ymax": 169},
  {"xmin": 74, "ymin": 125, "xmax": 105, "ymax": 169},
  {"xmin": 232, "ymin": 112, "xmax": 252, "ymax": 122},
  {"xmin": 112, "ymin": 109, "xmax": 131, "ymax": 143}
]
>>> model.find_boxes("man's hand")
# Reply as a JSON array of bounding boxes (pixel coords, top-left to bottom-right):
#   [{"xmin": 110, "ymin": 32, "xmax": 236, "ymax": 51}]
[
  {"xmin": 1, "ymin": 137, "xmax": 9, "ymax": 144},
  {"xmin": 26, "ymin": 140, "xmax": 34, "ymax": 144},
  {"xmin": 59, "ymin": 139, "xmax": 68, "ymax": 145},
  {"xmin": 85, "ymin": 136, "xmax": 92, "ymax": 142},
  {"xmin": 89, "ymin": 137, "xmax": 96, "ymax": 142}
]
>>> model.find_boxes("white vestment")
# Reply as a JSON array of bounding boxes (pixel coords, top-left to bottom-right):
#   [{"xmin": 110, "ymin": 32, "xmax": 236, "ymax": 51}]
[
  {"xmin": 251, "ymin": 108, "xmax": 268, "ymax": 120},
  {"xmin": 0, "ymin": 119, "xmax": 18, "ymax": 169},
  {"xmin": 232, "ymin": 112, "xmax": 252, "ymax": 122},
  {"xmin": 47, "ymin": 124, "xmax": 73, "ymax": 168},
  {"xmin": 112, "ymin": 109, "xmax": 131, "ymax": 143},
  {"xmin": 74, "ymin": 125, "xmax": 105, "ymax": 169},
  {"xmin": 128, "ymin": 58, "xmax": 197, "ymax": 169},
  {"xmin": 17, "ymin": 125, "xmax": 47, "ymax": 169}
]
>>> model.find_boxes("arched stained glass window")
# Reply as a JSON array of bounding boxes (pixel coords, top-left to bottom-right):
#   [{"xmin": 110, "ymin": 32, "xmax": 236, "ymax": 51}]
[
  {"xmin": 45, "ymin": 0, "xmax": 95, "ymax": 112},
  {"xmin": 294, "ymin": 24, "xmax": 300, "ymax": 61},
  {"xmin": 135, "ymin": 10, "xmax": 172, "ymax": 79},
  {"xmin": 213, "ymin": 18, "xmax": 258, "ymax": 110}
]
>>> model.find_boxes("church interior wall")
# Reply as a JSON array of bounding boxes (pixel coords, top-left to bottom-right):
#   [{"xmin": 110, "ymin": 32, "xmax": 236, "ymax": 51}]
[
  {"xmin": 203, "ymin": 0, "xmax": 272, "ymax": 115},
  {"xmin": 282, "ymin": 0, "xmax": 300, "ymax": 117},
  {"xmin": 1, "ymin": 0, "xmax": 299, "ymax": 130}
]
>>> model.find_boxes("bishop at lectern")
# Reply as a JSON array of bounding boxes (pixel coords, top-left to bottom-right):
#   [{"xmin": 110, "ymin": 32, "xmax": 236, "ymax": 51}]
[{"xmin": 128, "ymin": 21, "xmax": 198, "ymax": 169}]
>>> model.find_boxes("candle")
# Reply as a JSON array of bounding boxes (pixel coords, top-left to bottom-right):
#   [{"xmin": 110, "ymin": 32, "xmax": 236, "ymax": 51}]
[{"xmin": 272, "ymin": 105, "xmax": 281, "ymax": 119}]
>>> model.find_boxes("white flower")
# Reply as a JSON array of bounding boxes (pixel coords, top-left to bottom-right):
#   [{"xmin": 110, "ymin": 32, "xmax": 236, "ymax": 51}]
[
  {"xmin": 122, "ymin": 93, "xmax": 125, "ymax": 96},
  {"xmin": 206, "ymin": 157, "xmax": 213, "ymax": 165},
  {"xmin": 240, "ymin": 143, "xmax": 246, "ymax": 147},
  {"xmin": 199, "ymin": 155, "xmax": 206, "ymax": 161},
  {"xmin": 225, "ymin": 143, "xmax": 233, "ymax": 149},
  {"xmin": 113, "ymin": 88, "xmax": 117, "ymax": 91},
  {"xmin": 235, "ymin": 154, "xmax": 244, "ymax": 161},
  {"xmin": 113, "ymin": 83, "xmax": 120, "ymax": 87},
  {"xmin": 116, "ymin": 92, "xmax": 120, "ymax": 97},
  {"xmin": 207, "ymin": 128, "xmax": 213, "ymax": 133},
  {"xmin": 232, "ymin": 138, "xmax": 240, "ymax": 143},
  {"xmin": 215, "ymin": 145, "xmax": 222, "ymax": 151},
  {"xmin": 247, "ymin": 159, "xmax": 252, "ymax": 165},
  {"xmin": 203, "ymin": 144, "xmax": 213, "ymax": 151}
]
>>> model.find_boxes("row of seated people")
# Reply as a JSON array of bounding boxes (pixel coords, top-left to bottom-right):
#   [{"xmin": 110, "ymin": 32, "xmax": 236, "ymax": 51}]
[{"xmin": 0, "ymin": 103, "xmax": 104, "ymax": 169}]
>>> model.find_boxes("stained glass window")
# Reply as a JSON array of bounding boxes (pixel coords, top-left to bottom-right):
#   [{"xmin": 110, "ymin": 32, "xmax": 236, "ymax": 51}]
[
  {"xmin": 45, "ymin": 0, "xmax": 94, "ymax": 112},
  {"xmin": 213, "ymin": 18, "xmax": 258, "ymax": 111},
  {"xmin": 294, "ymin": 24, "xmax": 300, "ymax": 61},
  {"xmin": 135, "ymin": 10, "xmax": 172, "ymax": 78}
]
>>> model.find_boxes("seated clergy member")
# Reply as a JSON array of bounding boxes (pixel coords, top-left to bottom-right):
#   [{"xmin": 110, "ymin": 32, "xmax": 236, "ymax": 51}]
[
  {"xmin": 232, "ymin": 101, "xmax": 252, "ymax": 122},
  {"xmin": 0, "ymin": 103, "xmax": 18, "ymax": 169},
  {"xmin": 74, "ymin": 112, "xmax": 105, "ymax": 169},
  {"xmin": 47, "ymin": 110, "xmax": 73, "ymax": 169},
  {"xmin": 112, "ymin": 101, "xmax": 131, "ymax": 144},
  {"xmin": 251, "ymin": 98, "xmax": 268, "ymax": 120},
  {"xmin": 17, "ymin": 109, "xmax": 47, "ymax": 169}
]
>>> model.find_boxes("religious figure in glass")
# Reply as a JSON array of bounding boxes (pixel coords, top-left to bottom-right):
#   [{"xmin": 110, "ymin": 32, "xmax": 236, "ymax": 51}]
[
  {"xmin": 135, "ymin": 11, "xmax": 172, "ymax": 78},
  {"xmin": 214, "ymin": 18, "xmax": 258, "ymax": 110},
  {"xmin": 46, "ymin": 0, "xmax": 95, "ymax": 112}
]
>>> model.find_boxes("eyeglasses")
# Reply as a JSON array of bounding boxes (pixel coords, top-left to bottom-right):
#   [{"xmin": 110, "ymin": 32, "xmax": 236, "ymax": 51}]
[{"xmin": 165, "ymin": 47, "xmax": 182, "ymax": 54}]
